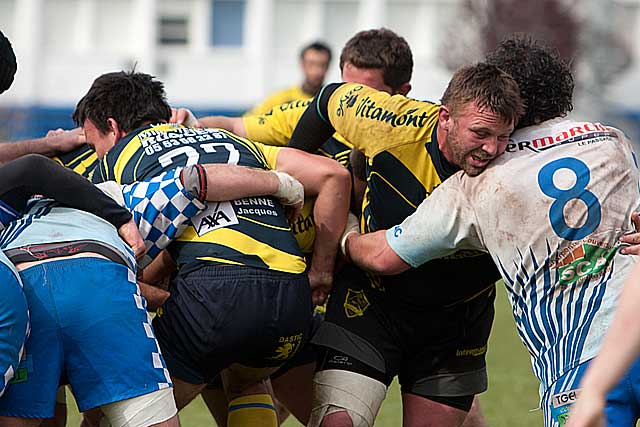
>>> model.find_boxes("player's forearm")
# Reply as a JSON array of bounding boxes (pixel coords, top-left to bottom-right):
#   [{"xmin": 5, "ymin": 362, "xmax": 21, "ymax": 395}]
[
  {"xmin": 309, "ymin": 172, "xmax": 352, "ymax": 277},
  {"xmin": 0, "ymin": 154, "xmax": 131, "ymax": 227},
  {"xmin": 346, "ymin": 230, "xmax": 410, "ymax": 275},
  {"xmin": 199, "ymin": 116, "xmax": 247, "ymax": 137},
  {"xmin": 203, "ymin": 164, "xmax": 279, "ymax": 201},
  {"xmin": 0, "ymin": 137, "xmax": 57, "ymax": 163},
  {"xmin": 578, "ymin": 261, "xmax": 640, "ymax": 395}
]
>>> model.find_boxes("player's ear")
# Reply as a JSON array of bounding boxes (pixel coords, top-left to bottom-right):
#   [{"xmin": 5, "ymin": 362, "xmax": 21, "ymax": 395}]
[
  {"xmin": 438, "ymin": 105, "xmax": 452, "ymax": 131},
  {"xmin": 106, "ymin": 118, "xmax": 124, "ymax": 140},
  {"xmin": 396, "ymin": 83, "xmax": 411, "ymax": 96}
]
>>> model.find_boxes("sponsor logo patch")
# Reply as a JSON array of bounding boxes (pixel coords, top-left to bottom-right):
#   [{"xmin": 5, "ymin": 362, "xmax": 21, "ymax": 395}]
[
  {"xmin": 344, "ymin": 288, "xmax": 371, "ymax": 318},
  {"xmin": 191, "ymin": 201, "xmax": 238, "ymax": 236},
  {"xmin": 271, "ymin": 333, "xmax": 303, "ymax": 361},
  {"xmin": 550, "ymin": 239, "xmax": 617, "ymax": 287}
]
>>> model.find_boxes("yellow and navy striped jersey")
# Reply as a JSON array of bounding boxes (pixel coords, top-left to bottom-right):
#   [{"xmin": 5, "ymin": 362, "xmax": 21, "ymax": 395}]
[
  {"xmin": 92, "ymin": 123, "xmax": 306, "ymax": 274},
  {"xmin": 243, "ymin": 99, "xmax": 353, "ymax": 167},
  {"xmin": 245, "ymin": 86, "xmax": 315, "ymax": 116},
  {"xmin": 52, "ymin": 144, "xmax": 98, "ymax": 179},
  {"xmin": 322, "ymin": 83, "xmax": 500, "ymax": 306}
]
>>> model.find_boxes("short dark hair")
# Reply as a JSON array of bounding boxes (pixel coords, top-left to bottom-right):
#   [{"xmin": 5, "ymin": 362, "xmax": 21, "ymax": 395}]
[
  {"xmin": 340, "ymin": 28, "xmax": 413, "ymax": 91},
  {"xmin": 300, "ymin": 41, "xmax": 332, "ymax": 63},
  {"xmin": 441, "ymin": 62, "xmax": 524, "ymax": 127},
  {"xmin": 0, "ymin": 30, "xmax": 17, "ymax": 95},
  {"xmin": 73, "ymin": 70, "xmax": 171, "ymax": 134},
  {"xmin": 485, "ymin": 34, "xmax": 574, "ymax": 128}
]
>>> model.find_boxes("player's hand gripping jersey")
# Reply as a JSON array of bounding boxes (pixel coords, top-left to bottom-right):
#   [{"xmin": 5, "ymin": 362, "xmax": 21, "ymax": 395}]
[
  {"xmin": 93, "ymin": 124, "xmax": 305, "ymax": 273},
  {"xmin": 291, "ymin": 83, "xmax": 499, "ymax": 305},
  {"xmin": 387, "ymin": 118, "xmax": 640, "ymax": 396}
]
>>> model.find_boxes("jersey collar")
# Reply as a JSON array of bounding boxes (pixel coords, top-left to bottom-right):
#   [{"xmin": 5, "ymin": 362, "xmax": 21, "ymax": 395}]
[{"xmin": 425, "ymin": 123, "xmax": 459, "ymax": 180}]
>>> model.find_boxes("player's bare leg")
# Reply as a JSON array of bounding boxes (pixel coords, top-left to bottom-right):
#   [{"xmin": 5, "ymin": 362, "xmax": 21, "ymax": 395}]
[
  {"xmin": 221, "ymin": 364, "xmax": 279, "ymax": 426},
  {"xmin": 171, "ymin": 377, "xmax": 207, "ymax": 410},
  {"xmin": 461, "ymin": 397, "xmax": 487, "ymax": 427},
  {"xmin": 271, "ymin": 362, "xmax": 315, "ymax": 424},
  {"xmin": 0, "ymin": 417, "xmax": 42, "ymax": 427},
  {"xmin": 201, "ymin": 387, "xmax": 229, "ymax": 426},
  {"xmin": 401, "ymin": 393, "xmax": 468, "ymax": 427}
]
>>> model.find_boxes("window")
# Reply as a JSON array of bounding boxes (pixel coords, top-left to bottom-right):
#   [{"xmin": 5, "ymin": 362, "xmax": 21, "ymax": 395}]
[
  {"xmin": 211, "ymin": 0, "xmax": 245, "ymax": 46},
  {"xmin": 159, "ymin": 16, "xmax": 189, "ymax": 45}
]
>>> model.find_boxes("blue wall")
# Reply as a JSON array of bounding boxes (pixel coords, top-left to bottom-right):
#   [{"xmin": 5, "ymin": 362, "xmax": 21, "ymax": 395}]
[{"xmin": 0, "ymin": 106, "xmax": 246, "ymax": 140}]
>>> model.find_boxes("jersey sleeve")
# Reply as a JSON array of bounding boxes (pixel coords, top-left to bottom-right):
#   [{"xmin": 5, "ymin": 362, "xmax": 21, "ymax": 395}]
[
  {"xmin": 255, "ymin": 142, "xmax": 283, "ymax": 170},
  {"xmin": 326, "ymin": 83, "xmax": 439, "ymax": 157},
  {"xmin": 245, "ymin": 87, "xmax": 309, "ymax": 116},
  {"xmin": 385, "ymin": 173, "xmax": 484, "ymax": 268},
  {"xmin": 243, "ymin": 99, "xmax": 311, "ymax": 146}
]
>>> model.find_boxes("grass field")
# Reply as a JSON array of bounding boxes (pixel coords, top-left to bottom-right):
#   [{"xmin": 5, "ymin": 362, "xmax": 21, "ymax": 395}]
[{"xmin": 67, "ymin": 284, "xmax": 543, "ymax": 426}]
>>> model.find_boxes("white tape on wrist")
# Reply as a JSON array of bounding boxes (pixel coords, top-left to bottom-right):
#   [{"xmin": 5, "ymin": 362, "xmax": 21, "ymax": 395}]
[{"xmin": 271, "ymin": 170, "xmax": 304, "ymax": 206}]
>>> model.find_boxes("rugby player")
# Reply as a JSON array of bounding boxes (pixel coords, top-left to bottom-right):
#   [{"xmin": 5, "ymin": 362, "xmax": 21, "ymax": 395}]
[
  {"xmin": 74, "ymin": 70, "xmax": 350, "ymax": 427},
  {"xmin": 171, "ymin": 28, "xmax": 434, "ymax": 426},
  {"xmin": 246, "ymin": 41, "xmax": 332, "ymax": 116},
  {"xmin": 285, "ymin": 63, "xmax": 523, "ymax": 427},
  {"xmin": 177, "ymin": 28, "xmax": 497, "ymax": 427},
  {"xmin": 0, "ymin": 30, "xmax": 148, "ymax": 410},
  {"xmin": 338, "ymin": 36, "xmax": 640, "ymax": 427}
]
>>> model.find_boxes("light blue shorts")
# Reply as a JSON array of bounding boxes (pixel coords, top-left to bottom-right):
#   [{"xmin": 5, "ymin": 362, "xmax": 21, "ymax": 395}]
[{"xmin": 0, "ymin": 257, "xmax": 171, "ymax": 418}]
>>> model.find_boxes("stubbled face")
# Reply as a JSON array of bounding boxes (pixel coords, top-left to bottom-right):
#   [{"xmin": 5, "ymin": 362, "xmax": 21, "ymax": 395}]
[
  {"xmin": 83, "ymin": 119, "xmax": 116, "ymax": 159},
  {"xmin": 341, "ymin": 62, "xmax": 395, "ymax": 94},
  {"xmin": 301, "ymin": 49, "xmax": 331, "ymax": 92},
  {"xmin": 440, "ymin": 101, "xmax": 514, "ymax": 176}
]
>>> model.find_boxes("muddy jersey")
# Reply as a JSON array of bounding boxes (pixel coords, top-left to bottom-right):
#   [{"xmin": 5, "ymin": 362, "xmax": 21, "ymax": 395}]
[
  {"xmin": 387, "ymin": 117, "xmax": 640, "ymax": 396},
  {"xmin": 52, "ymin": 144, "xmax": 98, "ymax": 179},
  {"xmin": 92, "ymin": 124, "xmax": 305, "ymax": 274},
  {"xmin": 324, "ymin": 83, "xmax": 499, "ymax": 306}
]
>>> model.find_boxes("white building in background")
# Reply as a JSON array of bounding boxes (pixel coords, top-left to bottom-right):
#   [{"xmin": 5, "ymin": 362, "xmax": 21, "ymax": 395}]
[
  {"xmin": 0, "ymin": 0, "xmax": 461, "ymax": 111},
  {"xmin": 0, "ymin": 0, "xmax": 639, "ymax": 121}
]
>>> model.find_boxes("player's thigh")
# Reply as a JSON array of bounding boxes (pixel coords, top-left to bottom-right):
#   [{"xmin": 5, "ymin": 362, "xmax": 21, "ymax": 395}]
[
  {"xmin": 271, "ymin": 362, "xmax": 316, "ymax": 425},
  {"xmin": 100, "ymin": 387, "xmax": 177, "ymax": 427},
  {"xmin": 309, "ymin": 346, "xmax": 390, "ymax": 427},
  {"xmin": 313, "ymin": 264, "xmax": 400, "ymax": 378},
  {"xmin": 54, "ymin": 258, "xmax": 172, "ymax": 413}
]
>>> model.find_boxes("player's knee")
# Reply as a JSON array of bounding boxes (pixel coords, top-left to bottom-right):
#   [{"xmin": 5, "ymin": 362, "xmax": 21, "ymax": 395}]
[
  {"xmin": 320, "ymin": 410, "xmax": 354, "ymax": 427},
  {"xmin": 308, "ymin": 369, "xmax": 386, "ymax": 427}
]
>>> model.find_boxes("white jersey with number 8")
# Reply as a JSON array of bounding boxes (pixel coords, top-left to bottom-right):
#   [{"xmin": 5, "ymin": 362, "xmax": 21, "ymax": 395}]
[{"xmin": 387, "ymin": 117, "xmax": 640, "ymax": 397}]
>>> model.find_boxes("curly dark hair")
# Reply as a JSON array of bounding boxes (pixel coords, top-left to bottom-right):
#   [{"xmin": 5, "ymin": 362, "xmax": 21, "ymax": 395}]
[
  {"xmin": 73, "ymin": 70, "xmax": 171, "ymax": 134},
  {"xmin": 485, "ymin": 34, "xmax": 573, "ymax": 129}
]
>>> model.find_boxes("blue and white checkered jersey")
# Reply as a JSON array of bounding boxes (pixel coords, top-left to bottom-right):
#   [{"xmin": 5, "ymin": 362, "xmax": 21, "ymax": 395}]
[
  {"xmin": 101, "ymin": 168, "xmax": 206, "ymax": 268},
  {"xmin": 386, "ymin": 118, "xmax": 640, "ymax": 398}
]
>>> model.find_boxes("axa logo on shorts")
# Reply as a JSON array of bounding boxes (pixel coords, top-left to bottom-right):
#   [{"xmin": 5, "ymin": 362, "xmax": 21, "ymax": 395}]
[
  {"xmin": 192, "ymin": 201, "xmax": 239, "ymax": 236},
  {"xmin": 551, "ymin": 389, "xmax": 581, "ymax": 408}
]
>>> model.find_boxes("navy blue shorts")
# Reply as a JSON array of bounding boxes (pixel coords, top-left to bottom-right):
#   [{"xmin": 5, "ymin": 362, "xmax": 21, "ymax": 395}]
[{"xmin": 153, "ymin": 264, "xmax": 313, "ymax": 384}]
